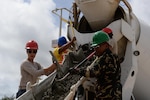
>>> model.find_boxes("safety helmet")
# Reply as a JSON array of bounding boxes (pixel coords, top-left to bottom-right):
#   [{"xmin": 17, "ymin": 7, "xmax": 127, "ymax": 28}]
[
  {"xmin": 92, "ymin": 31, "xmax": 110, "ymax": 47},
  {"xmin": 102, "ymin": 28, "xmax": 113, "ymax": 38},
  {"xmin": 25, "ymin": 40, "xmax": 38, "ymax": 49},
  {"xmin": 58, "ymin": 36, "xmax": 67, "ymax": 46}
]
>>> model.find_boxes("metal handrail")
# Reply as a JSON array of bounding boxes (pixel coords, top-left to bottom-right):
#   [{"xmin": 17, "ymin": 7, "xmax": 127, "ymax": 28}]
[{"xmin": 52, "ymin": 8, "xmax": 73, "ymax": 37}]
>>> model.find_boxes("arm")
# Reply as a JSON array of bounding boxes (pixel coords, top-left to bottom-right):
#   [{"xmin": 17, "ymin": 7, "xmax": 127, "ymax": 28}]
[
  {"xmin": 58, "ymin": 37, "xmax": 76, "ymax": 54},
  {"xmin": 22, "ymin": 61, "xmax": 57, "ymax": 77},
  {"xmin": 36, "ymin": 62, "xmax": 57, "ymax": 76},
  {"xmin": 44, "ymin": 63, "xmax": 57, "ymax": 76},
  {"xmin": 22, "ymin": 62, "xmax": 44, "ymax": 77}
]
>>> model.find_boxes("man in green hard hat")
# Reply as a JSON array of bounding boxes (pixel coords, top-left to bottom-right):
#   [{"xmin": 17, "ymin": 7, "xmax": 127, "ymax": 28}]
[{"xmin": 70, "ymin": 31, "xmax": 122, "ymax": 100}]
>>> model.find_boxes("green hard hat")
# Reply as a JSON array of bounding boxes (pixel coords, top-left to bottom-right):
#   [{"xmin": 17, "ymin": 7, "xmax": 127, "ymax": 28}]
[{"xmin": 92, "ymin": 31, "xmax": 110, "ymax": 47}]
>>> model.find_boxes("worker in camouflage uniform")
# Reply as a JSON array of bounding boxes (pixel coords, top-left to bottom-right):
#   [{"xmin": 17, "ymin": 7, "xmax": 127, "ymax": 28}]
[{"xmin": 70, "ymin": 31, "xmax": 122, "ymax": 100}]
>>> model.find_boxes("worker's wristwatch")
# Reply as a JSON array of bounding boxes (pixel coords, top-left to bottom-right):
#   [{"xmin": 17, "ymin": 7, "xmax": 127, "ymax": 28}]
[{"xmin": 53, "ymin": 60, "xmax": 57, "ymax": 65}]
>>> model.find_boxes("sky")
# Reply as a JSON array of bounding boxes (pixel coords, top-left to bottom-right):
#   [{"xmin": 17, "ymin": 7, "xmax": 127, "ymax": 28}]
[{"xmin": 0, "ymin": 0, "xmax": 149, "ymax": 98}]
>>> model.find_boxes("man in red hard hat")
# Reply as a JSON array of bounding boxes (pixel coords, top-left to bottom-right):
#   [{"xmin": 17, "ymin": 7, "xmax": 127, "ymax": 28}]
[
  {"xmin": 102, "ymin": 27, "xmax": 118, "ymax": 54},
  {"xmin": 16, "ymin": 40, "xmax": 57, "ymax": 98},
  {"xmin": 102, "ymin": 27, "xmax": 113, "ymax": 39}
]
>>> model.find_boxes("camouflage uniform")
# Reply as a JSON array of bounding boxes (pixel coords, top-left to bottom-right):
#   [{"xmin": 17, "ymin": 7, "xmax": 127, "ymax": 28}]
[{"xmin": 86, "ymin": 48, "xmax": 122, "ymax": 100}]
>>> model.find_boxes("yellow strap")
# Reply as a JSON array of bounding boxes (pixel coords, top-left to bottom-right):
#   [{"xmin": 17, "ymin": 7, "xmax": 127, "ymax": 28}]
[{"xmin": 61, "ymin": 17, "xmax": 69, "ymax": 23}]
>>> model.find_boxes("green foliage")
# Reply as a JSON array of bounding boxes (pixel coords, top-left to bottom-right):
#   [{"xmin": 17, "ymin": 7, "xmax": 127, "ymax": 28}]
[{"xmin": 1, "ymin": 95, "xmax": 15, "ymax": 100}]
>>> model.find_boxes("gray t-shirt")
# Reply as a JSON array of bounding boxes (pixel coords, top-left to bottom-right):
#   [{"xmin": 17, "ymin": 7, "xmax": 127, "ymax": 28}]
[{"xmin": 19, "ymin": 59, "xmax": 44, "ymax": 89}]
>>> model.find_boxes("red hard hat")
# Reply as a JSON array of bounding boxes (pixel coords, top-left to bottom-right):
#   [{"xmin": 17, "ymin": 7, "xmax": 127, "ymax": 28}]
[
  {"xmin": 102, "ymin": 28, "xmax": 112, "ymax": 35},
  {"xmin": 25, "ymin": 40, "xmax": 38, "ymax": 49},
  {"xmin": 102, "ymin": 28, "xmax": 113, "ymax": 38}
]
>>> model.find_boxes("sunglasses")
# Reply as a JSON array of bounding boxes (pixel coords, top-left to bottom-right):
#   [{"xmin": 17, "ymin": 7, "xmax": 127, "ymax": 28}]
[
  {"xmin": 27, "ymin": 49, "xmax": 37, "ymax": 54},
  {"xmin": 94, "ymin": 42, "xmax": 106, "ymax": 49},
  {"xmin": 94, "ymin": 45, "xmax": 101, "ymax": 49}
]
